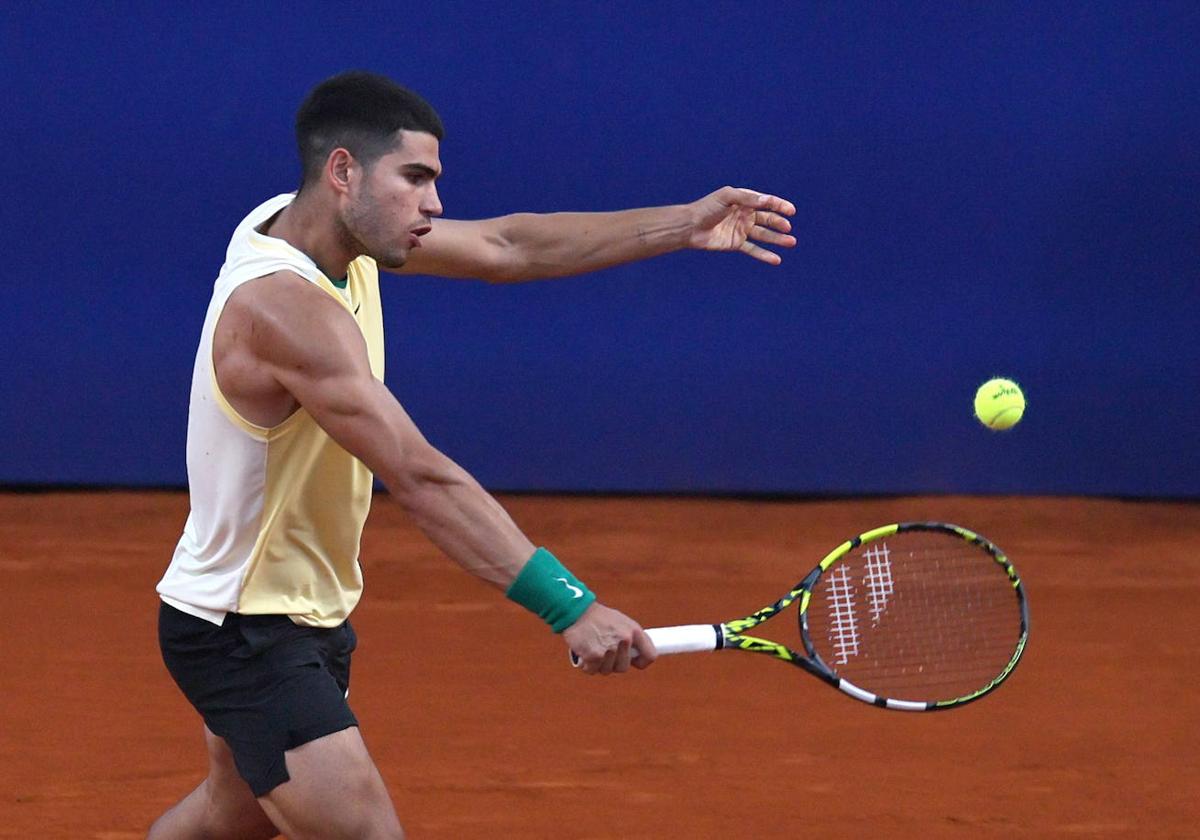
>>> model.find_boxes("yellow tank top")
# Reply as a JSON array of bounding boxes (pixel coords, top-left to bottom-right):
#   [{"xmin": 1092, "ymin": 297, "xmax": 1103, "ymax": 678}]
[{"xmin": 157, "ymin": 193, "xmax": 384, "ymax": 628}]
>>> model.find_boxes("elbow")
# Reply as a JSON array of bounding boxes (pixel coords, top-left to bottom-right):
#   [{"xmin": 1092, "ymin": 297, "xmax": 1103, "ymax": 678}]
[
  {"xmin": 478, "ymin": 216, "xmax": 530, "ymax": 283},
  {"xmin": 479, "ymin": 249, "xmax": 524, "ymax": 284},
  {"xmin": 483, "ymin": 263, "xmax": 522, "ymax": 284},
  {"xmin": 385, "ymin": 444, "xmax": 465, "ymax": 510}
]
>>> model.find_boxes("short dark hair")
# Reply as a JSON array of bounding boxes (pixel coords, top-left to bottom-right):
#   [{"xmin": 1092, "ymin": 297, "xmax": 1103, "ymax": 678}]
[{"xmin": 295, "ymin": 71, "xmax": 444, "ymax": 189}]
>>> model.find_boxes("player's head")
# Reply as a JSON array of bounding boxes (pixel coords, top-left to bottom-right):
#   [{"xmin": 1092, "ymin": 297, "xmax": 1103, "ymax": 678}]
[
  {"xmin": 297, "ymin": 71, "xmax": 445, "ymax": 268},
  {"xmin": 295, "ymin": 71, "xmax": 444, "ymax": 191}
]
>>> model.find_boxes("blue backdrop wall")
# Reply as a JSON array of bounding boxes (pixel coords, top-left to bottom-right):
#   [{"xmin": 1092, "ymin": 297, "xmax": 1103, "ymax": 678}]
[{"xmin": 1, "ymin": 2, "xmax": 1197, "ymax": 496}]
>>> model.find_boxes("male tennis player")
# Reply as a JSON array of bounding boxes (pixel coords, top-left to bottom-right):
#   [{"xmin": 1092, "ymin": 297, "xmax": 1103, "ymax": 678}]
[{"xmin": 150, "ymin": 71, "xmax": 795, "ymax": 839}]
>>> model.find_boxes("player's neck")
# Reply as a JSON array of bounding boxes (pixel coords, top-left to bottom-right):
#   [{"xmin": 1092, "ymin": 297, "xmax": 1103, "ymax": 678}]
[{"xmin": 266, "ymin": 192, "xmax": 356, "ymax": 282}]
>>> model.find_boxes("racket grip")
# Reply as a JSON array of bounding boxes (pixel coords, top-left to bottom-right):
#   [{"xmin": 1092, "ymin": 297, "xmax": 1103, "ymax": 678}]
[{"xmin": 569, "ymin": 624, "xmax": 721, "ymax": 667}]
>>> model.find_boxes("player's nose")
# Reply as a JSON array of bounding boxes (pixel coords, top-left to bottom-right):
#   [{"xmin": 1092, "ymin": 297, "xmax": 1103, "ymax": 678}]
[{"xmin": 421, "ymin": 184, "xmax": 443, "ymax": 218}]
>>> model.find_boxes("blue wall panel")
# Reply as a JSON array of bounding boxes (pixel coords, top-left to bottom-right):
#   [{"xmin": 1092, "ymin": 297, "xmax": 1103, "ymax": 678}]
[{"xmin": 1, "ymin": 2, "xmax": 1197, "ymax": 496}]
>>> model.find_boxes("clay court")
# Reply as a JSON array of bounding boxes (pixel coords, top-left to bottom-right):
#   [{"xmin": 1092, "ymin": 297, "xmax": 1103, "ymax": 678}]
[{"xmin": 2, "ymin": 491, "xmax": 1195, "ymax": 838}]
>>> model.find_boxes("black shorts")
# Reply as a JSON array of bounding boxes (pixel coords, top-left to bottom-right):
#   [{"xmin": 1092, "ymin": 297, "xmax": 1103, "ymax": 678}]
[{"xmin": 158, "ymin": 601, "xmax": 359, "ymax": 797}]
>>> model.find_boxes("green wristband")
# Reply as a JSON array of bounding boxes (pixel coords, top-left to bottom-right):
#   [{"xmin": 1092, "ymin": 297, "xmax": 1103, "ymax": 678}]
[{"xmin": 505, "ymin": 548, "xmax": 596, "ymax": 633}]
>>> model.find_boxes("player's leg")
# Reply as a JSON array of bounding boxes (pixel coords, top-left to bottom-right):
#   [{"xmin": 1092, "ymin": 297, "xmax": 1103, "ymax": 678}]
[
  {"xmin": 147, "ymin": 725, "xmax": 279, "ymax": 840},
  {"xmin": 156, "ymin": 605, "xmax": 386, "ymax": 837},
  {"xmin": 256, "ymin": 726, "xmax": 404, "ymax": 840}
]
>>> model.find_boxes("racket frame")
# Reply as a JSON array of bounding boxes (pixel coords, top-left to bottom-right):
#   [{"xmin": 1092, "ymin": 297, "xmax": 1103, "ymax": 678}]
[{"xmin": 713, "ymin": 521, "xmax": 1029, "ymax": 711}]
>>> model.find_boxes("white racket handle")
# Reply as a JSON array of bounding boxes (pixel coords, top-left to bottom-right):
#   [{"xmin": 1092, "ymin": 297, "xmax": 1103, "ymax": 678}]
[{"xmin": 570, "ymin": 624, "xmax": 720, "ymax": 667}]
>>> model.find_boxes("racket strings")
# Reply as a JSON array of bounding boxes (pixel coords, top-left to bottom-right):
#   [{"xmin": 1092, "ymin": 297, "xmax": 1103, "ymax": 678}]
[{"xmin": 805, "ymin": 534, "xmax": 1022, "ymax": 703}]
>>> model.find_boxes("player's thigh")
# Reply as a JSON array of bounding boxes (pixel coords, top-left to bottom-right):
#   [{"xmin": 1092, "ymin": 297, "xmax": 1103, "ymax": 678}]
[
  {"xmin": 257, "ymin": 726, "xmax": 403, "ymax": 840},
  {"xmin": 203, "ymin": 725, "xmax": 280, "ymax": 839}
]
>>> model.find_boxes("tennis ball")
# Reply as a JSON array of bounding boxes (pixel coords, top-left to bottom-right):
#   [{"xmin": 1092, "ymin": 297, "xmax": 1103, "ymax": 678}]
[{"xmin": 974, "ymin": 378, "xmax": 1025, "ymax": 430}]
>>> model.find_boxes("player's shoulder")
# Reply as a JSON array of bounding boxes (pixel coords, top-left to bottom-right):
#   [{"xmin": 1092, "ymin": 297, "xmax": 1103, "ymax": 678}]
[
  {"xmin": 228, "ymin": 270, "xmax": 327, "ymax": 309},
  {"xmin": 223, "ymin": 272, "xmax": 356, "ymax": 367},
  {"xmin": 248, "ymin": 268, "xmax": 312, "ymax": 288},
  {"xmin": 226, "ymin": 271, "xmax": 347, "ymax": 335}
]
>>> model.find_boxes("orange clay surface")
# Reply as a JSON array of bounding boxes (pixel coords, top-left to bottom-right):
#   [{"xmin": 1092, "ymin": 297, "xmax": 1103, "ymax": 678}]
[{"xmin": 1, "ymin": 492, "xmax": 1197, "ymax": 838}]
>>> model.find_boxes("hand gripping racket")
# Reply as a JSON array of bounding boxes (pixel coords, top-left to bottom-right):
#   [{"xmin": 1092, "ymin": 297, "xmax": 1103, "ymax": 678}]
[{"xmin": 572, "ymin": 522, "xmax": 1029, "ymax": 711}]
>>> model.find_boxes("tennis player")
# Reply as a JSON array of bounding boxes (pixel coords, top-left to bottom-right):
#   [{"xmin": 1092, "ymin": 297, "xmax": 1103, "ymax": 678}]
[{"xmin": 150, "ymin": 71, "xmax": 795, "ymax": 840}]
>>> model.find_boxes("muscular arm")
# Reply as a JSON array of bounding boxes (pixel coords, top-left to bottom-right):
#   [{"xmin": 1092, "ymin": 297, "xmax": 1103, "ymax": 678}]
[
  {"xmin": 236, "ymin": 273, "xmax": 534, "ymax": 582},
  {"xmin": 396, "ymin": 186, "xmax": 796, "ymax": 282},
  {"xmin": 223, "ymin": 273, "xmax": 652, "ymax": 671}
]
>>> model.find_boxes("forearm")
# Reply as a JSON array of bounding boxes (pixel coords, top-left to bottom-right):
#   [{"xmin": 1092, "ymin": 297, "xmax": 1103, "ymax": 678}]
[
  {"xmin": 492, "ymin": 204, "xmax": 694, "ymax": 281},
  {"xmin": 383, "ymin": 450, "xmax": 536, "ymax": 588},
  {"xmin": 303, "ymin": 375, "xmax": 538, "ymax": 586}
]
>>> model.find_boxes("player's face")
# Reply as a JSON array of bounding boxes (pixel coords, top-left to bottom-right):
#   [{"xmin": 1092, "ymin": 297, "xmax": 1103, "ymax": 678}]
[{"xmin": 343, "ymin": 130, "xmax": 443, "ymax": 269}]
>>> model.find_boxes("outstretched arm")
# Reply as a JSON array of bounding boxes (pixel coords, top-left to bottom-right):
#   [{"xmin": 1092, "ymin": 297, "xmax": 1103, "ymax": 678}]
[{"xmin": 395, "ymin": 186, "xmax": 796, "ymax": 282}]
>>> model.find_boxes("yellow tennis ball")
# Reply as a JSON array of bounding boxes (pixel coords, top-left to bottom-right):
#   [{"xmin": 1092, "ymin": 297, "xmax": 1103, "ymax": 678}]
[{"xmin": 974, "ymin": 378, "xmax": 1025, "ymax": 430}]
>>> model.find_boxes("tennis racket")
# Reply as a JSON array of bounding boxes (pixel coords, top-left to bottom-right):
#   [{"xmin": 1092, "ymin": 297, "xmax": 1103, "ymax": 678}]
[{"xmin": 572, "ymin": 522, "xmax": 1028, "ymax": 711}]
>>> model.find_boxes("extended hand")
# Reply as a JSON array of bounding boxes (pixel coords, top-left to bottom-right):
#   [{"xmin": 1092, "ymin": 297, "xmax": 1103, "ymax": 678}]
[
  {"xmin": 687, "ymin": 186, "xmax": 797, "ymax": 265},
  {"xmin": 564, "ymin": 602, "xmax": 658, "ymax": 675}
]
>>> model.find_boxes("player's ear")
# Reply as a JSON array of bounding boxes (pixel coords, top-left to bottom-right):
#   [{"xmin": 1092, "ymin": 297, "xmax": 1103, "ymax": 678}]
[{"xmin": 327, "ymin": 148, "xmax": 355, "ymax": 195}]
